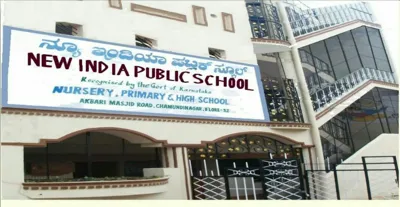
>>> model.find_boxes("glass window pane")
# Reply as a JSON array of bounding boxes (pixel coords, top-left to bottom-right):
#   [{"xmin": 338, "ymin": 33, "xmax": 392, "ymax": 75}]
[
  {"xmin": 365, "ymin": 118, "xmax": 385, "ymax": 139},
  {"xmin": 310, "ymin": 41, "xmax": 330, "ymax": 65},
  {"xmin": 360, "ymin": 56, "xmax": 376, "ymax": 69},
  {"xmin": 347, "ymin": 56, "xmax": 362, "ymax": 72},
  {"xmin": 352, "ymin": 27, "xmax": 376, "ymax": 69},
  {"xmin": 339, "ymin": 31, "xmax": 356, "ymax": 47},
  {"xmin": 339, "ymin": 31, "xmax": 362, "ymax": 72},
  {"xmin": 375, "ymin": 58, "xmax": 391, "ymax": 71},
  {"xmin": 325, "ymin": 36, "xmax": 350, "ymax": 78},
  {"xmin": 353, "ymin": 27, "xmax": 370, "ymax": 46},
  {"xmin": 371, "ymin": 47, "xmax": 388, "ymax": 60},
  {"xmin": 350, "ymin": 124, "xmax": 371, "ymax": 150},
  {"xmin": 367, "ymin": 28, "xmax": 384, "ymax": 48},
  {"xmin": 358, "ymin": 94, "xmax": 384, "ymax": 140},
  {"xmin": 302, "ymin": 45, "xmax": 311, "ymax": 53}
]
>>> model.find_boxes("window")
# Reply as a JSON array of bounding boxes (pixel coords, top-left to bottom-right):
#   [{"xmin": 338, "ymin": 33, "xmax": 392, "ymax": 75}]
[
  {"xmin": 55, "ymin": 22, "xmax": 83, "ymax": 36},
  {"xmin": 325, "ymin": 36, "xmax": 350, "ymax": 79},
  {"xmin": 208, "ymin": 48, "xmax": 226, "ymax": 59},
  {"xmin": 192, "ymin": 6, "xmax": 207, "ymax": 26},
  {"xmin": 131, "ymin": 3, "xmax": 187, "ymax": 23},
  {"xmin": 23, "ymin": 132, "xmax": 163, "ymax": 181},
  {"xmin": 109, "ymin": 0, "xmax": 122, "ymax": 9},
  {"xmin": 222, "ymin": 12, "xmax": 235, "ymax": 32},
  {"xmin": 135, "ymin": 35, "xmax": 157, "ymax": 49}
]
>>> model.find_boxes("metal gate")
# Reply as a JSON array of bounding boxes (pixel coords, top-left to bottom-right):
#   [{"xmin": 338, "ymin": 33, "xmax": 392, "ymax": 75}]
[
  {"xmin": 190, "ymin": 158, "xmax": 306, "ymax": 200},
  {"xmin": 262, "ymin": 159, "xmax": 306, "ymax": 200},
  {"xmin": 305, "ymin": 156, "xmax": 399, "ymax": 200}
]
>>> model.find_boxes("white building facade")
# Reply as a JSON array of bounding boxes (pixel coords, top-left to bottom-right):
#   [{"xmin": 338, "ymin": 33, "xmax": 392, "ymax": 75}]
[{"xmin": 1, "ymin": 0, "xmax": 398, "ymax": 200}]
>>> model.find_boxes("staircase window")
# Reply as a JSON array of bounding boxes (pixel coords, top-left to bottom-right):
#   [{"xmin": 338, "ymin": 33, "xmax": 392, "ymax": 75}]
[
  {"xmin": 222, "ymin": 12, "xmax": 235, "ymax": 32},
  {"xmin": 109, "ymin": 0, "xmax": 122, "ymax": 9},
  {"xmin": 208, "ymin": 48, "xmax": 226, "ymax": 60},
  {"xmin": 55, "ymin": 22, "xmax": 82, "ymax": 36},
  {"xmin": 193, "ymin": 6, "xmax": 207, "ymax": 26},
  {"xmin": 135, "ymin": 35, "xmax": 156, "ymax": 49}
]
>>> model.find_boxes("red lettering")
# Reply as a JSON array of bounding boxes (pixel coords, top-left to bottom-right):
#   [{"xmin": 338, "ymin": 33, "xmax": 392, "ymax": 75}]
[
  {"xmin": 146, "ymin": 67, "xmax": 155, "ymax": 79},
  {"xmin": 53, "ymin": 56, "xmax": 72, "ymax": 69},
  {"xmin": 193, "ymin": 74, "xmax": 204, "ymax": 84},
  {"xmin": 228, "ymin": 78, "xmax": 236, "ymax": 89},
  {"xmin": 156, "ymin": 69, "xmax": 165, "ymax": 79},
  {"xmin": 85, "ymin": 60, "xmax": 97, "ymax": 72},
  {"xmin": 237, "ymin": 79, "xmax": 244, "ymax": 89},
  {"xmin": 41, "ymin": 54, "xmax": 52, "ymax": 68},
  {"xmin": 26, "ymin": 53, "xmax": 254, "ymax": 91},
  {"xmin": 179, "ymin": 71, "xmax": 190, "ymax": 83},
  {"xmin": 134, "ymin": 66, "xmax": 145, "ymax": 77},
  {"xmin": 98, "ymin": 61, "xmax": 108, "ymax": 73},
  {"xmin": 27, "ymin": 53, "xmax": 72, "ymax": 69},
  {"xmin": 27, "ymin": 53, "xmax": 40, "ymax": 66},
  {"xmin": 79, "ymin": 59, "xmax": 83, "ymax": 71},
  {"xmin": 166, "ymin": 71, "xmax": 179, "ymax": 82},
  {"xmin": 117, "ymin": 64, "xmax": 129, "ymax": 76},
  {"xmin": 244, "ymin": 79, "xmax": 254, "ymax": 91},
  {"xmin": 205, "ymin": 75, "xmax": 214, "ymax": 86},
  {"xmin": 216, "ymin": 76, "xmax": 227, "ymax": 87}
]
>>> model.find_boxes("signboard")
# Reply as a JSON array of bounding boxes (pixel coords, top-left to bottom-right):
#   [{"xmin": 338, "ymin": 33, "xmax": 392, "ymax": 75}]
[{"xmin": 1, "ymin": 26, "xmax": 269, "ymax": 122}]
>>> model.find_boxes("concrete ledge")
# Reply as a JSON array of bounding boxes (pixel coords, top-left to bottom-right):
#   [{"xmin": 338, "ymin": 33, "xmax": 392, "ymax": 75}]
[
  {"xmin": 22, "ymin": 177, "xmax": 169, "ymax": 199},
  {"xmin": 252, "ymin": 38, "xmax": 291, "ymax": 54}
]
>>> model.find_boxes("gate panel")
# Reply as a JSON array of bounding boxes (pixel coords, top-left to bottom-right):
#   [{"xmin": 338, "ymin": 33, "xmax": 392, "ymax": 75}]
[
  {"xmin": 192, "ymin": 176, "xmax": 227, "ymax": 200},
  {"xmin": 261, "ymin": 159, "xmax": 306, "ymax": 200},
  {"xmin": 225, "ymin": 166, "xmax": 262, "ymax": 200},
  {"xmin": 306, "ymin": 170, "xmax": 338, "ymax": 200}
]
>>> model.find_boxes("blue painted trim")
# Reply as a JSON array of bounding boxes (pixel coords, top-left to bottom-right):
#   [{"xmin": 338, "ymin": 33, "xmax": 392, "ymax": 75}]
[
  {"xmin": 1, "ymin": 26, "xmax": 11, "ymax": 108},
  {"xmin": 1, "ymin": 25, "xmax": 270, "ymax": 123}
]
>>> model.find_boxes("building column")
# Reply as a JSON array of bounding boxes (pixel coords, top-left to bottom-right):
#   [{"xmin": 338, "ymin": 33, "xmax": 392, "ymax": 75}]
[
  {"xmin": 277, "ymin": 1, "xmax": 325, "ymax": 170},
  {"xmin": 172, "ymin": 147, "xmax": 191, "ymax": 200},
  {"xmin": 1, "ymin": 145, "xmax": 28, "ymax": 199},
  {"xmin": 278, "ymin": 51, "xmax": 310, "ymax": 123}
]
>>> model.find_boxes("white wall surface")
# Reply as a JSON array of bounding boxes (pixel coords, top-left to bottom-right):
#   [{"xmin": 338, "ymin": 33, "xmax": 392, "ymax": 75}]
[
  {"xmin": 2, "ymin": 0, "xmax": 257, "ymax": 64},
  {"xmin": 0, "ymin": 113, "xmax": 314, "ymax": 146},
  {"xmin": 1, "ymin": 146, "xmax": 27, "ymax": 199},
  {"xmin": 314, "ymin": 134, "xmax": 399, "ymax": 200},
  {"xmin": 338, "ymin": 134, "xmax": 399, "ymax": 200}
]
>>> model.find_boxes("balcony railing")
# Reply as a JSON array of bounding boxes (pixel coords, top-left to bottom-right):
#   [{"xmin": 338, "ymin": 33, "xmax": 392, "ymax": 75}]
[
  {"xmin": 310, "ymin": 68, "xmax": 396, "ymax": 112},
  {"xmin": 285, "ymin": 1, "xmax": 374, "ymax": 37},
  {"xmin": 247, "ymin": 2, "xmax": 286, "ymax": 41},
  {"xmin": 262, "ymin": 77, "xmax": 304, "ymax": 123}
]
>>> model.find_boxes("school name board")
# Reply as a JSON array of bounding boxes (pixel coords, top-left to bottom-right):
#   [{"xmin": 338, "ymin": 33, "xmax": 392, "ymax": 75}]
[{"xmin": 1, "ymin": 26, "xmax": 269, "ymax": 122}]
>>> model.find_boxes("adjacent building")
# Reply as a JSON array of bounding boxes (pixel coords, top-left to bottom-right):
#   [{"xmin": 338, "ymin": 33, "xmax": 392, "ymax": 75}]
[{"xmin": 1, "ymin": 0, "xmax": 398, "ymax": 200}]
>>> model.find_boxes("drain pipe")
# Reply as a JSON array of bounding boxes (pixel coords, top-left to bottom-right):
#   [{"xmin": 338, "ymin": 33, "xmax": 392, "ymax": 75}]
[{"xmin": 276, "ymin": 1, "xmax": 325, "ymax": 170}]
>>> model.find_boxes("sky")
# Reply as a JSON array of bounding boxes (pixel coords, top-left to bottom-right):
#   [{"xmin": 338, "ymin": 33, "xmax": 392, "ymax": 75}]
[{"xmin": 305, "ymin": 0, "xmax": 399, "ymax": 74}]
